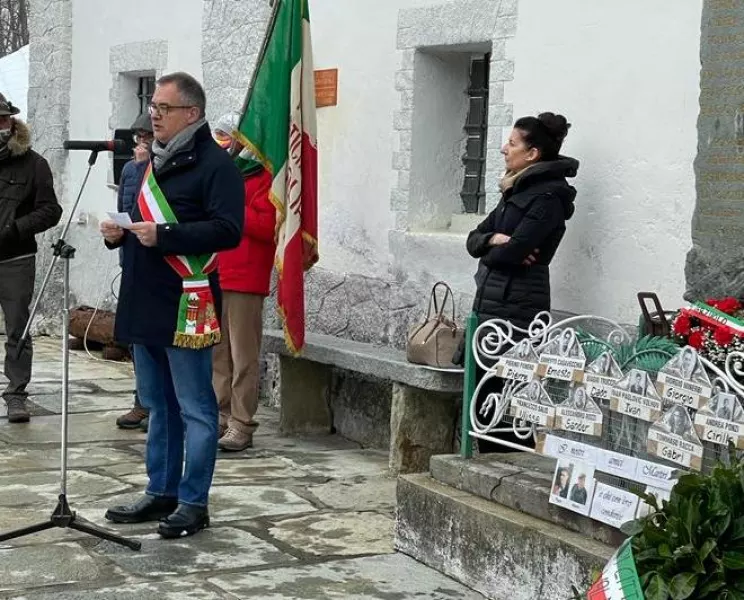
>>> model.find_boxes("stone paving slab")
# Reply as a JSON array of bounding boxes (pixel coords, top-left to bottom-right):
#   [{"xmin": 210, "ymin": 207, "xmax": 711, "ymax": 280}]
[
  {"xmin": 290, "ymin": 448, "xmax": 390, "ymax": 479},
  {"xmin": 209, "ymin": 553, "xmax": 486, "ymax": 599},
  {"xmin": 31, "ymin": 360, "xmax": 133, "ymax": 382},
  {"xmin": 0, "ymin": 411, "xmax": 146, "ymax": 445},
  {"xmin": 4, "ymin": 580, "xmax": 231, "ymax": 600},
  {"xmin": 269, "ymin": 511, "xmax": 395, "ymax": 556},
  {"xmin": 98, "ymin": 455, "xmax": 322, "ymax": 488},
  {"xmin": 0, "ymin": 541, "xmax": 122, "ymax": 593},
  {"xmin": 29, "ymin": 391, "xmax": 134, "ymax": 415},
  {"xmin": 0, "ymin": 337, "xmax": 485, "ymax": 599},
  {"xmin": 91, "ymin": 527, "xmax": 296, "ymax": 577},
  {"xmin": 0, "ymin": 443, "xmax": 140, "ymax": 472},
  {"xmin": 0, "ymin": 469, "xmax": 131, "ymax": 507},
  {"xmin": 74, "ymin": 485, "xmax": 318, "ymax": 531},
  {"xmin": 306, "ymin": 477, "xmax": 397, "ymax": 512}
]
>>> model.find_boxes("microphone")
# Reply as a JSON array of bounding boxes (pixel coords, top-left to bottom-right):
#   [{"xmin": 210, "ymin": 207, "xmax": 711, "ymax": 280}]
[{"xmin": 63, "ymin": 139, "xmax": 128, "ymax": 153}]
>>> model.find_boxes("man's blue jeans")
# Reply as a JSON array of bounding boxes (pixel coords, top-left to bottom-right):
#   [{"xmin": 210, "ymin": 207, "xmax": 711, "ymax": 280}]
[{"xmin": 133, "ymin": 344, "xmax": 218, "ymax": 507}]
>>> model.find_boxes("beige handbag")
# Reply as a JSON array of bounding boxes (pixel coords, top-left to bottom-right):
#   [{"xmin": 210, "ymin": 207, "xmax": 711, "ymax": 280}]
[{"xmin": 406, "ymin": 281, "xmax": 464, "ymax": 368}]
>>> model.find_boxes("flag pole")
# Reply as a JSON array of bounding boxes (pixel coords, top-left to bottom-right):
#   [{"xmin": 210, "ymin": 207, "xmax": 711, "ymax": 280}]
[{"xmin": 230, "ymin": 0, "xmax": 282, "ymax": 157}]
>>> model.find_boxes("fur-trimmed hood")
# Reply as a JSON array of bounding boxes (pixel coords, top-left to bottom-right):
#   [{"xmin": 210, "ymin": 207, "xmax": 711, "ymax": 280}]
[{"xmin": 6, "ymin": 118, "xmax": 31, "ymax": 157}]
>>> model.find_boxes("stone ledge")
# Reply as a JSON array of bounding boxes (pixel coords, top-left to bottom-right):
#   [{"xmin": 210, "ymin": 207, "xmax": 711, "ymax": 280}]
[
  {"xmin": 430, "ymin": 453, "xmax": 627, "ymax": 547},
  {"xmin": 263, "ymin": 330, "xmax": 463, "ymax": 393},
  {"xmin": 396, "ymin": 473, "xmax": 613, "ymax": 600}
]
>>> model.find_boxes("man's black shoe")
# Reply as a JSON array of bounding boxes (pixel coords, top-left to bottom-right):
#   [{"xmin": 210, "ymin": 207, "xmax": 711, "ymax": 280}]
[
  {"xmin": 104, "ymin": 495, "xmax": 178, "ymax": 524},
  {"xmin": 158, "ymin": 504, "xmax": 210, "ymax": 539}
]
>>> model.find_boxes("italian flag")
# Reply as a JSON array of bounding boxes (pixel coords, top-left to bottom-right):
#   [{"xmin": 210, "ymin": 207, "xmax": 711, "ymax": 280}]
[
  {"xmin": 235, "ymin": 0, "xmax": 319, "ymax": 354},
  {"xmin": 587, "ymin": 539, "xmax": 644, "ymax": 600}
]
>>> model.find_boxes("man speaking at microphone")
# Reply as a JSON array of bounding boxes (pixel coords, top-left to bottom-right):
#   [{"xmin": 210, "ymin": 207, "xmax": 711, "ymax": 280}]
[
  {"xmin": 0, "ymin": 92, "xmax": 62, "ymax": 424},
  {"xmin": 99, "ymin": 72, "xmax": 243, "ymax": 538}
]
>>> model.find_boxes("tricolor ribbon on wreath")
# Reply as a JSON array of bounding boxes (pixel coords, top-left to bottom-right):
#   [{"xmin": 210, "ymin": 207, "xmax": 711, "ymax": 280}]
[
  {"xmin": 586, "ymin": 538, "xmax": 644, "ymax": 600},
  {"xmin": 136, "ymin": 162, "xmax": 221, "ymax": 349},
  {"xmin": 680, "ymin": 302, "xmax": 744, "ymax": 338}
]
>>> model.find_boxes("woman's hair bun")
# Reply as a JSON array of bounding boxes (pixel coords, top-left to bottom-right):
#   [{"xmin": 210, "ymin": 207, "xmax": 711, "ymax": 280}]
[{"xmin": 537, "ymin": 112, "xmax": 570, "ymax": 143}]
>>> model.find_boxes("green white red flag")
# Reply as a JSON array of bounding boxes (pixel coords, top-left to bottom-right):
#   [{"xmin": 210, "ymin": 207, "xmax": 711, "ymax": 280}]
[
  {"xmin": 587, "ymin": 539, "xmax": 644, "ymax": 600},
  {"xmin": 235, "ymin": 0, "xmax": 319, "ymax": 354}
]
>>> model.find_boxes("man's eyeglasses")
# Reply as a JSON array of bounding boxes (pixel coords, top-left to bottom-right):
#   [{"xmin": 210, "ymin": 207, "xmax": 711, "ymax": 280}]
[{"xmin": 148, "ymin": 103, "xmax": 195, "ymax": 117}]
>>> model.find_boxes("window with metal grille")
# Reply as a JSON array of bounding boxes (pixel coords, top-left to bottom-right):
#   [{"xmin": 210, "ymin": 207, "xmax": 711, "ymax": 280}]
[
  {"xmin": 460, "ymin": 54, "xmax": 490, "ymax": 214},
  {"xmin": 137, "ymin": 76, "xmax": 156, "ymax": 115}
]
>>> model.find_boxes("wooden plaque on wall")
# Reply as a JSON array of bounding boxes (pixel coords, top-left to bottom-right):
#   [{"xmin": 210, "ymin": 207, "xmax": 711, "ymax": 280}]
[{"xmin": 314, "ymin": 69, "xmax": 338, "ymax": 108}]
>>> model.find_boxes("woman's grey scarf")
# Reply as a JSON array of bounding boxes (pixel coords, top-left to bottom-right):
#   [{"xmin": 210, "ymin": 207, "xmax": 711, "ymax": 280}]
[{"xmin": 151, "ymin": 118, "xmax": 206, "ymax": 171}]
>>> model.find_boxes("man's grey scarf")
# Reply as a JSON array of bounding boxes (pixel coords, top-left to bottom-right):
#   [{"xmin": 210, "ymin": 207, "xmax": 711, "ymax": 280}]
[{"xmin": 151, "ymin": 118, "xmax": 206, "ymax": 171}]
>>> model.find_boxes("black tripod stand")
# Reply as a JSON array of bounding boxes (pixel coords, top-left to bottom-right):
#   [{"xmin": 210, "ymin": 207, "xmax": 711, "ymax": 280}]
[{"xmin": 0, "ymin": 150, "xmax": 141, "ymax": 551}]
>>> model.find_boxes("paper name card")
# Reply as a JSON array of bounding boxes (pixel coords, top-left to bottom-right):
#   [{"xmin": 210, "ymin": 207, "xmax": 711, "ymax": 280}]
[
  {"xmin": 655, "ymin": 346, "xmax": 713, "ymax": 410},
  {"xmin": 610, "ymin": 369, "xmax": 663, "ymax": 423},
  {"xmin": 693, "ymin": 391, "xmax": 744, "ymax": 448},
  {"xmin": 590, "ymin": 482, "xmax": 639, "ymax": 529},
  {"xmin": 647, "ymin": 406, "xmax": 703, "ymax": 470},
  {"xmin": 554, "ymin": 385, "xmax": 603, "ymax": 437}
]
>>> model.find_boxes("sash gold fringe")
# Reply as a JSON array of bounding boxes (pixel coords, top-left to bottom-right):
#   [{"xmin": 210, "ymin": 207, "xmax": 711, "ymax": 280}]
[{"xmin": 173, "ymin": 331, "xmax": 222, "ymax": 349}]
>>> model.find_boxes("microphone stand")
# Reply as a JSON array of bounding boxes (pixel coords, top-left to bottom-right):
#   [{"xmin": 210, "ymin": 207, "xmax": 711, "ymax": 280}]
[{"xmin": 0, "ymin": 150, "xmax": 141, "ymax": 551}]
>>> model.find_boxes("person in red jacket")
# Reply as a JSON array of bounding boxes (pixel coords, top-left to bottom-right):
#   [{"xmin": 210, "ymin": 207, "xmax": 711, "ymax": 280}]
[{"xmin": 213, "ymin": 116, "xmax": 277, "ymax": 451}]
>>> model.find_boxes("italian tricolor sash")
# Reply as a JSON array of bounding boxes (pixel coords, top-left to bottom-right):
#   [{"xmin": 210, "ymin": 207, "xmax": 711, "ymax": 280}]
[
  {"xmin": 136, "ymin": 163, "xmax": 221, "ymax": 349},
  {"xmin": 587, "ymin": 539, "xmax": 644, "ymax": 600}
]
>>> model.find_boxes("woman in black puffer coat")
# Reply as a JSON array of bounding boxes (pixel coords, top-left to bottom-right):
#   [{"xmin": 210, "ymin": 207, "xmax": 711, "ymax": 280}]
[
  {"xmin": 459, "ymin": 112, "xmax": 578, "ymax": 354},
  {"xmin": 456, "ymin": 112, "xmax": 578, "ymax": 448}
]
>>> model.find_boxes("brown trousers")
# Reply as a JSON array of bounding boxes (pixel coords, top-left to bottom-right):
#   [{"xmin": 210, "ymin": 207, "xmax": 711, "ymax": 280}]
[{"xmin": 213, "ymin": 291, "xmax": 264, "ymax": 434}]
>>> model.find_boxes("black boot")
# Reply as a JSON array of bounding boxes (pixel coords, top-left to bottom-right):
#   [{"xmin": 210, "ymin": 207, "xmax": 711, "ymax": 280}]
[
  {"xmin": 158, "ymin": 504, "xmax": 210, "ymax": 539},
  {"xmin": 6, "ymin": 397, "xmax": 30, "ymax": 423},
  {"xmin": 105, "ymin": 495, "xmax": 178, "ymax": 524}
]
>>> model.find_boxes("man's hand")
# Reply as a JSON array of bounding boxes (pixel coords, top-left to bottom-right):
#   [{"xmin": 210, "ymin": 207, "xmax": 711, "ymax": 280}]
[
  {"xmin": 129, "ymin": 222, "xmax": 158, "ymax": 247},
  {"xmin": 100, "ymin": 220, "xmax": 124, "ymax": 244},
  {"xmin": 488, "ymin": 233, "xmax": 511, "ymax": 246},
  {"xmin": 133, "ymin": 143, "xmax": 150, "ymax": 163}
]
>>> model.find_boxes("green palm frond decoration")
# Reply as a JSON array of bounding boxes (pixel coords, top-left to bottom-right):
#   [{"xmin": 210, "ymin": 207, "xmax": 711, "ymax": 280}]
[
  {"xmin": 576, "ymin": 330, "xmax": 680, "ymax": 374},
  {"xmin": 575, "ymin": 329, "xmax": 616, "ymax": 363},
  {"xmin": 615, "ymin": 335, "xmax": 680, "ymax": 373}
]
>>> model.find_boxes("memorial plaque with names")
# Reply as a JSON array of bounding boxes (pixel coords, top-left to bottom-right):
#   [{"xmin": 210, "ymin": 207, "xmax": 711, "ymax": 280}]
[
  {"xmin": 495, "ymin": 339, "xmax": 538, "ymax": 382},
  {"xmin": 583, "ymin": 352, "xmax": 623, "ymax": 402},
  {"xmin": 610, "ymin": 369, "xmax": 663, "ymax": 422},
  {"xmin": 537, "ymin": 328, "xmax": 586, "ymax": 381},
  {"xmin": 694, "ymin": 390, "xmax": 744, "ymax": 448},
  {"xmin": 314, "ymin": 69, "xmax": 338, "ymax": 108},
  {"xmin": 655, "ymin": 346, "xmax": 713, "ymax": 410},
  {"xmin": 686, "ymin": 2, "xmax": 744, "ymax": 299},
  {"xmin": 647, "ymin": 405, "xmax": 704, "ymax": 471},
  {"xmin": 554, "ymin": 384, "xmax": 603, "ymax": 437},
  {"xmin": 508, "ymin": 380, "xmax": 555, "ymax": 428}
]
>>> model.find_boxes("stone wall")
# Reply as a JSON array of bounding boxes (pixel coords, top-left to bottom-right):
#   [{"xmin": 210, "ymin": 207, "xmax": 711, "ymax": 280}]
[
  {"xmin": 27, "ymin": 0, "xmax": 74, "ymax": 334},
  {"xmin": 686, "ymin": 0, "xmax": 744, "ymax": 300},
  {"xmin": 201, "ymin": 0, "xmax": 272, "ymax": 123}
]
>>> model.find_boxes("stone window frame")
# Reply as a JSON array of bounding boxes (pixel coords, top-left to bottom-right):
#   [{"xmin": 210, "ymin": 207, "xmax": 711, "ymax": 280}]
[
  {"xmin": 107, "ymin": 40, "xmax": 168, "ymax": 185},
  {"xmin": 390, "ymin": 0, "xmax": 518, "ymax": 232},
  {"xmin": 109, "ymin": 40, "xmax": 168, "ymax": 132}
]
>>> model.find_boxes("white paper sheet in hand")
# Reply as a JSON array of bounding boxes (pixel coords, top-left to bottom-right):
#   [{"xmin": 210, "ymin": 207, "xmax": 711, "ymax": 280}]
[{"xmin": 107, "ymin": 212, "xmax": 133, "ymax": 229}]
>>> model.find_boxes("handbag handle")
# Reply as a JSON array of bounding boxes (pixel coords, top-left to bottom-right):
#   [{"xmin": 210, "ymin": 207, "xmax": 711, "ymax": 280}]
[{"xmin": 426, "ymin": 281, "xmax": 456, "ymax": 323}]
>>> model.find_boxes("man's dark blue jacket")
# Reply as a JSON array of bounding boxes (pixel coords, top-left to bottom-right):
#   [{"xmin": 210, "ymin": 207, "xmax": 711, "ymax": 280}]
[{"xmin": 109, "ymin": 123, "xmax": 244, "ymax": 347}]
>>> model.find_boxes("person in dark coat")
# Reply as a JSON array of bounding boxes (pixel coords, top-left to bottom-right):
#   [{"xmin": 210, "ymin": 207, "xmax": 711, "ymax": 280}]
[
  {"xmin": 457, "ymin": 112, "xmax": 578, "ymax": 451},
  {"xmin": 0, "ymin": 92, "xmax": 62, "ymax": 423},
  {"xmin": 466, "ymin": 112, "xmax": 578, "ymax": 332},
  {"xmin": 100, "ymin": 72, "xmax": 244, "ymax": 539},
  {"xmin": 114, "ymin": 112, "xmax": 153, "ymax": 432}
]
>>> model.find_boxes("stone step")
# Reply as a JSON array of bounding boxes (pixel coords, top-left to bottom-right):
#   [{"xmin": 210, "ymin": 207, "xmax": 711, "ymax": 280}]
[
  {"xmin": 430, "ymin": 453, "xmax": 626, "ymax": 547},
  {"xmin": 396, "ymin": 473, "xmax": 615, "ymax": 600}
]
